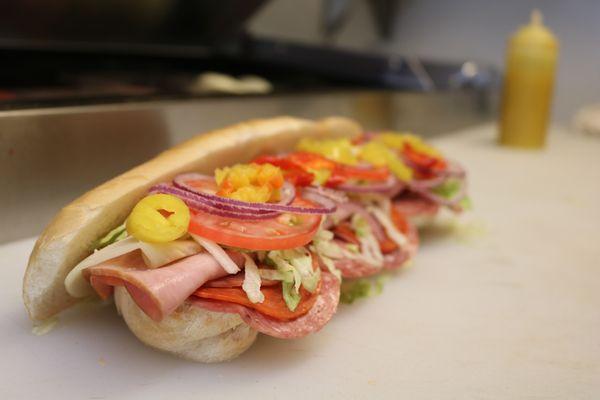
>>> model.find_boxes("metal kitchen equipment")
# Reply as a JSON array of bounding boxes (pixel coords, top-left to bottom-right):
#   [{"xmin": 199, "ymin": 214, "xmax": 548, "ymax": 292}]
[{"xmin": 0, "ymin": 1, "xmax": 496, "ymax": 243}]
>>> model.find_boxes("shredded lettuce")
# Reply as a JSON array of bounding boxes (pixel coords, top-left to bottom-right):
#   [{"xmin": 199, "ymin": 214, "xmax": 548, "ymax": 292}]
[
  {"xmin": 432, "ymin": 179, "xmax": 461, "ymax": 199},
  {"xmin": 258, "ymin": 269, "xmax": 288, "ymax": 281},
  {"xmin": 282, "ymin": 281, "xmax": 301, "ymax": 311},
  {"xmin": 368, "ymin": 206, "xmax": 407, "ymax": 248},
  {"xmin": 309, "ymin": 229, "xmax": 342, "ymax": 279},
  {"xmin": 459, "ymin": 196, "xmax": 473, "ymax": 210},
  {"xmin": 351, "ymin": 213, "xmax": 370, "ymax": 237},
  {"xmin": 91, "ymin": 222, "xmax": 127, "ymax": 251},
  {"xmin": 268, "ymin": 248, "xmax": 320, "ymax": 293},
  {"xmin": 310, "ymin": 224, "xmax": 386, "ymax": 280},
  {"xmin": 340, "ymin": 279, "xmax": 371, "ymax": 304},
  {"xmin": 268, "ymin": 251, "xmax": 302, "ymax": 291},
  {"xmin": 242, "ymin": 254, "xmax": 264, "ymax": 304},
  {"xmin": 432, "ymin": 179, "xmax": 472, "ymax": 210},
  {"xmin": 285, "ymin": 248, "xmax": 320, "ymax": 293},
  {"xmin": 346, "ymin": 243, "xmax": 360, "ymax": 254},
  {"xmin": 340, "ymin": 274, "xmax": 391, "ymax": 304},
  {"xmin": 267, "ymin": 248, "xmax": 321, "ymax": 311},
  {"xmin": 351, "ymin": 214, "xmax": 384, "ymax": 267}
]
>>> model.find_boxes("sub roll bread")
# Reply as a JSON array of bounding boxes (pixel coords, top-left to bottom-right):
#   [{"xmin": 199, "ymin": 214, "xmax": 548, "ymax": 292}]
[{"xmin": 23, "ymin": 116, "xmax": 468, "ymax": 362}]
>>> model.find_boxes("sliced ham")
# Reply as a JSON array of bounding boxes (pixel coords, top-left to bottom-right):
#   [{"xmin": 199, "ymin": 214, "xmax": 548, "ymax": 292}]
[
  {"xmin": 85, "ymin": 250, "xmax": 244, "ymax": 322},
  {"xmin": 191, "ymin": 272, "xmax": 340, "ymax": 339},
  {"xmin": 204, "ymin": 271, "xmax": 279, "ymax": 288}
]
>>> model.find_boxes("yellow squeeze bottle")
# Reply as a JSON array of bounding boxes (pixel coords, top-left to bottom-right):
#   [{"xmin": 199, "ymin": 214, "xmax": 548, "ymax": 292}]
[{"xmin": 499, "ymin": 10, "xmax": 558, "ymax": 148}]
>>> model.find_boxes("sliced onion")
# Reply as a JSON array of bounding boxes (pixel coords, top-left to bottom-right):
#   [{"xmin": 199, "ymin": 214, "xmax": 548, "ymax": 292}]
[
  {"xmin": 368, "ymin": 206, "xmax": 408, "ymax": 248},
  {"xmin": 139, "ymin": 240, "xmax": 202, "ymax": 268},
  {"xmin": 150, "ymin": 184, "xmax": 281, "ymax": 220},
  {"xmin": 326, "ymin": 201, "xmax": 386, "ymax": 241},
  {"xmin": 411, "ymin": 177, "xmax": 468, "ymax": 210},
  {"xmin": 299, "ymin": 190, "xmax": 338, "ymax": 213},
  {"xmin": 190, "ymin": 234, "xmax": 240, "ymax": 274},
  {"xmin": 304, "ymin": 186, "xmax": 348, "ymax": 203},
  {"xmin": 445, "ymin": 160, "xmax": 466, "ymax": 178},
  {"xmin": 174, "ymin": 173, "xmax": 295, "ymax": 210},
  {"xmin": 169, "ymin": 173, "xmax": 336, "ymax": 215},
  {"xmin": 64, "ymin": 236, "xmax": 140, "ymax": 297},
  {"xmin": 242, "ymin": 254, "xmax": 264, "ymax": 304},
  {"xmin": 335, "ymin": 175, "xmax": 404, "ymax": 195},
  {"xmin": 408, "ymin": 175, "xmax": 447, "ymax": 191}
]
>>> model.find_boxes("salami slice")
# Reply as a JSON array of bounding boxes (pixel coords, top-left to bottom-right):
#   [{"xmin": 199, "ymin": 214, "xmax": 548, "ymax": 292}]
[
  {"xmin": 191, "ymin": 272, "xmax": 340, "ymax": 339},
  {"xmin": 393, "ymin": 193, "xmax": 439, "ymax": 217}
]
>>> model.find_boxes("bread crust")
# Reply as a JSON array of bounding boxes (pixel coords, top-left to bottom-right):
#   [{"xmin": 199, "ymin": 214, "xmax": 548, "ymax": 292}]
[
  {"xmin": 115, "ymin": 287, "xmax": 258, "ymax": 363},
  {"xmin": 23, "ymin": 116, "xmax": 361, "ymax": 319}
]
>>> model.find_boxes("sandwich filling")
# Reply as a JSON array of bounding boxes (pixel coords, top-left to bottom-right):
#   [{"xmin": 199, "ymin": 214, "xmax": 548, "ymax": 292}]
[{"xmin": 64, "ymin": 131, "xmax": 468, "ymax": 338}]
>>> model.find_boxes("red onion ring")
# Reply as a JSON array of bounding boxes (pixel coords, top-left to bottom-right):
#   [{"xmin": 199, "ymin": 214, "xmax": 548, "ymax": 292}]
[
  {"xmin": 174, "ymin": 173, "xmax": 296, "ymax": 212},
  {"xmin": 150, "ymin": 184, "xmax": 281, "ymax": 220},
  {"xmin": 304, "ymin": 186, "xmax": 348, "ymax": 204},
  {"xmin": 408, "ymin": 175, "xmax": 447, "ymax": 191},
  {"xmin": 335, "ymin": 175, "xmax": 404, "ymax": 194},
  {"xmin": 444, "ymin": 161, "xmax": 466, "ymax": 178},
  {"xmin": 154, "ymin": 174, "xmax": 337, "ymax": 217}
]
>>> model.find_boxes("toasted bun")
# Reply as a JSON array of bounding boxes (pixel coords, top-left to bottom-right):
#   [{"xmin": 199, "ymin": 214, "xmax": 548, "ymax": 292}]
[
  {"xmin": 114, "ymin": 287, "xmax": 257, "ymax": 362},
  {"xmin": 23, "ymin": 116, "xmax": 361, "ymax": 361}
]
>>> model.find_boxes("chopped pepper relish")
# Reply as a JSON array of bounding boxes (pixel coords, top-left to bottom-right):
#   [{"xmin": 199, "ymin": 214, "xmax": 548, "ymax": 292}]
[{"xmin": 215, "ymin": 163, "xmax": 284, "ymax": 203}]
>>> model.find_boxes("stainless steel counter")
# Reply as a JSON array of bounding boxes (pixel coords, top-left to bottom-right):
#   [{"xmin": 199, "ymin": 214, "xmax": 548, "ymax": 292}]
[{"xmin": 1, "ymin": 90, "xmax": 491, "ymax": 242}]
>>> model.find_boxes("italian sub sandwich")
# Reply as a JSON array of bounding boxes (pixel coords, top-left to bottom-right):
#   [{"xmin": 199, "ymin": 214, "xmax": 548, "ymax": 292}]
[{"xmin": 23, "ymin": 116, "xmax": 467, "ymax": 362}]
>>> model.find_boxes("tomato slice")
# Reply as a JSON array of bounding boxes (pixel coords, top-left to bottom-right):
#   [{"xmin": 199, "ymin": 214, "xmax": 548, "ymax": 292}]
[{"xmin": 188, "ymin": 198, "xmax": 322, "ymax": 250}]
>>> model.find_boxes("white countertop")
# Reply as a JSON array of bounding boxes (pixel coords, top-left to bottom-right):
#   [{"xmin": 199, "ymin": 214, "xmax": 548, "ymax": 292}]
[{"xmin": 1, "ymin": 124, "xmax": 599, "ymax": 399}]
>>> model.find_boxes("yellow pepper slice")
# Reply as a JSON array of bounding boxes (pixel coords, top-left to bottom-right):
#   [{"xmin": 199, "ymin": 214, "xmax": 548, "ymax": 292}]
[
  {"xmin": 296, "ymin": 137, "xmax": 358, "ymax": 165},
  {"xmin": 126, "ymin": 194, "xmax": 190, "ymax": 243},
  {"xmin": 377, "ymin": 132, "xmax": 442, "ymax": 158},
  {"xmin": 359, "ymin": 141, "xmax": 413, "ymax": 182}
]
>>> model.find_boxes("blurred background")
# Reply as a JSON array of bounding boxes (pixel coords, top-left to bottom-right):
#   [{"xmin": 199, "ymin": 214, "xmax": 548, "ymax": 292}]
[
  {"xmin": 252, "ymin": 0, "xmax": 597, "ymax": 122},
  {"xmin": 1, "ymin": 0, "xmax": 598, "ymax": 242}
]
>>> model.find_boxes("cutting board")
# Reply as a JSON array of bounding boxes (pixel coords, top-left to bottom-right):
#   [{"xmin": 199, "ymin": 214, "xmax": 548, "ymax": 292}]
[{"xmin": 2, "ymin": 124, "xmax": 599, "ymax": 399}]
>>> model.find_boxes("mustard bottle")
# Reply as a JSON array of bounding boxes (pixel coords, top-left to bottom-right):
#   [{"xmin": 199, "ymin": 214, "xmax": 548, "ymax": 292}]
[{"xmin": 499, "ymin": 10, "xmax": 558, "ymax": 148}]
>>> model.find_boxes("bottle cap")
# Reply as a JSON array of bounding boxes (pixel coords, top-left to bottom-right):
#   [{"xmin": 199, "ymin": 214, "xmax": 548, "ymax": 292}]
[{"xmin": 511, "ymin": 9, "xmax": 557, "ymax": 49}]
